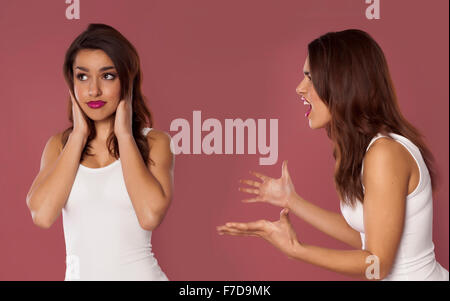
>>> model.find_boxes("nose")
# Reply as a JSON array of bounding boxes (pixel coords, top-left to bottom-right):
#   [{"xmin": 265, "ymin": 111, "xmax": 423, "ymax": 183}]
[
  {"xmin": 296, "ymin": 78, "xmax": 307, "ymax": 97},
  {"xmin": 88, "ymin": 79, "xmax": 101, "ymax": 97}
]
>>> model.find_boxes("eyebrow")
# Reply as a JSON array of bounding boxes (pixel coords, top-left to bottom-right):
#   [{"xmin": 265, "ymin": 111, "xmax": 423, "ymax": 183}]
[
  {"xmin": 303, "ymin": 71, "xmax": 311, "ymax": 76},
  {"xmin": 75, "ymin": 66, "xmax": 116, "ymax": 72}
]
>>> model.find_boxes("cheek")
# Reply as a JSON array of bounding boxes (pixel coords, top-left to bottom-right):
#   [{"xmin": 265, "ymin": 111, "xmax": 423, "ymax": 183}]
[
  {"xmin": 317, "ymin": 101, "xmax": 328, "ymax": 114},
  {"xmin": 73, "ymin": 83, "xmax": 86, "ymax": 100},
  {"xmin": 103, "ymin": 81, "xmax": 122, "ymax": 99},
  {"xmin": 311, "ymin": 97, "xmax": 331, "ymax": 119},
  {"xmin": 318, "ymin": 103, "xmax": 332, "ymax": 123},
  {"xmin": 113, "ymin": 82, "xmax": 122, "ymax": 97}
]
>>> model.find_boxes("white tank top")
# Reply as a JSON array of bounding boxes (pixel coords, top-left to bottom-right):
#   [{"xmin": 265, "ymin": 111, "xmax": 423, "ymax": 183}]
[
  {"xmin": 340, "ymin": 133, "xmax": 449, "ymax": 280},
  {"xmin": 62, "ymin": 127, "xmax": 168, "ymax": 281}
]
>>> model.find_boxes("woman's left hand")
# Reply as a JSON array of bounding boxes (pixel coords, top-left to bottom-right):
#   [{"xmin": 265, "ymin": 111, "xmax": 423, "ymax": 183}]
[
  {"xmin": 217, "ymin": 208, "xmax": 301, "ymax": 258},
  {"xmin": 114, "ymin": 87, "xmax": 133, "ymax": 139}
]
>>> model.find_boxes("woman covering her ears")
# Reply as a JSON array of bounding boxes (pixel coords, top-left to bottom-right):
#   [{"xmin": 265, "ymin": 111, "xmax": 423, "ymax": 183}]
[
  {"xmin": 26, "ymin": 23, "xmax": 174, "ymax": 281},
  {"xmin": 218, "ymin": 29, "xmax": 448, "ymax": 281}
]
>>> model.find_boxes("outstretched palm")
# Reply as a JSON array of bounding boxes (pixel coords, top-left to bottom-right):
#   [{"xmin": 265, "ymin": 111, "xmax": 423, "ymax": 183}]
[
  {"xmin": 217, "ymin": 208, "xmax": 300, "ymax": 258},
  {"xmin": 239, "ymin": 160, "xmax": 296, "ymax": 208}
]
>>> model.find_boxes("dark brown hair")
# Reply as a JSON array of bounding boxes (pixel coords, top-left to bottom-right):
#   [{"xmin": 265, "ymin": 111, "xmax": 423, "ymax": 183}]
[
  {"xmin": 62, "ymin": 23, "xmax": 154, "ymax": 165},
  {"xmin": 307, "ymin": 29, "xmax": 439, "ymax": 206}
]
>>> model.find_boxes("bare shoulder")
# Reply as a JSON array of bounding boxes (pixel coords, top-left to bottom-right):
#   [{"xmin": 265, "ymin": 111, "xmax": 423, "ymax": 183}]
[
  {"xmin": 38, "ymin": 131, "xmax": 65, "ymax": 170},
  {"xmin": 146, "ymin": 129, "xmax": 174, "ymax": 166},
  {"xmin": 147, "ymin": 128, "xmax": 173, "ymax": 149},
  {"xmin": 147, "ymin": 128, "xmax": 171, "ymax": 143},
  {"xmin": 363, "ymin": 137, "xmax": 411, "ymax": 181},
  {"xmin": 55, "ymin": 132, "xmax": 65, "ymax": 152},
  {"xmin": 366, "ymin": 137, "xmax": 411, "ymax": 164},
  {"xmin": 45, "ymin": 132, "xmax": 64, "ymax": 154}
]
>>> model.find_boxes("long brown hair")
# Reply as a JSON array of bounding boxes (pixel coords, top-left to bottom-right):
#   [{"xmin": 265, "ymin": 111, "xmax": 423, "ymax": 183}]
[
  {"xmin": 307, "ymin": 29, "xmax": 439, "ymax": 206},
  {"xmin": 62, "ymin": 23, "xmax": 154, "ymax": 165}
]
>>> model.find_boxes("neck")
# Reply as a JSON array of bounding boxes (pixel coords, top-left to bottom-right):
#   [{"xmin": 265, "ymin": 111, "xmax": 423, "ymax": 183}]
[{"xmin": 94, "ymin": 117, "xmax": 114, "ymax": 142}]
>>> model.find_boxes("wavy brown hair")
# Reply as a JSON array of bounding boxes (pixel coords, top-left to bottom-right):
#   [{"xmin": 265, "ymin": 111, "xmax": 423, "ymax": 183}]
[
  {"xmin": 307, "ymin": 29, "xmax": 439, "ymax": 206},
  {"xmin": 61, "ymin": 23, "xmax": 154, "ymax": 165}
]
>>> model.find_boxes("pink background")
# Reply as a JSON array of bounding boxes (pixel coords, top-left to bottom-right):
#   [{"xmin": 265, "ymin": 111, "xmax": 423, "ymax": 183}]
[{"xmin": 1, "ymin": 0, "xmax": 448, "ymax": 280}]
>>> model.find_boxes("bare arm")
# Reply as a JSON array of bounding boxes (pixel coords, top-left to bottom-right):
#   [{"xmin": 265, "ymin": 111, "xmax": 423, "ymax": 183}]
[
  {"xmin": 118, "ymin": 129, "xmax": 174, "ymax": 231},
  {"xmin": 221, "ymin": 139, "xmax": 410, "ymax": 279},
  {"xmin": 26, "ymin": 133, "xmax": 87, "ymax": 229},
  {"xmin": 239, "ymin": 161, "xmax": 362, "ymax": 249},
  {"xmin": 286, "ymin": 193, "xmax": 362, "ymax": 249},
  {"xmin": 288, "ymin": 140, "xmax": 409, "ymax": 279}
]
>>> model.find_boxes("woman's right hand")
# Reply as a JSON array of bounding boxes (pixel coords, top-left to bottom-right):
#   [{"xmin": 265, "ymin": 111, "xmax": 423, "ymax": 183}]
[
  {"xmin": 69, "ymin": 89, "xmax": 90, "ymax": 139},
  {"xmin": 239, "ymin": 160, "xmax": 297, "ymax": 208}
]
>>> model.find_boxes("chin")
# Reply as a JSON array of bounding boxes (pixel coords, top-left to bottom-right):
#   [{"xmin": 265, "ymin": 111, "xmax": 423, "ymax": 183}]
[
  {"xmin": 86, "ymin": 113, "xmax": 114, "ymax": 122},
  {"xmin": 308, "ymin": 119, "xmax": 329, "ymax": 130}
]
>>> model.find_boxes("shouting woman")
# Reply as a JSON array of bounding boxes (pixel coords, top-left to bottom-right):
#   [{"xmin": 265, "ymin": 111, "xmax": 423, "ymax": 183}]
[{"xmin": 217, "ymin": 29, "xmax": 448, "ymax": 281}]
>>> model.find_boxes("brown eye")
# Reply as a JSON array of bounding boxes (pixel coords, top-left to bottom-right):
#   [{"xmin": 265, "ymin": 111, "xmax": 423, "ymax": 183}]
[
  {"xmin": 104, "ymin": 73, "xmax": 116, "ymax": 80},
  {"xmin": 76, "ymin": 74, "xmax": 87, "ymax": 81}
]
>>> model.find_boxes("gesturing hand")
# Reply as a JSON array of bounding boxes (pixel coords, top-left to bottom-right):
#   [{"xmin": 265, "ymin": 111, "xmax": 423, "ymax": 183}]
[
  {"xmin": 217, "ymin": 208, "xmax": 301, "ymax": 258},
  {"xmin": 114, "ymin": 86, "xmax": 133, "ymax": 139},
  {"xmin": 239, "ymin": 160, "xmax": 296, "ymax": 208}
]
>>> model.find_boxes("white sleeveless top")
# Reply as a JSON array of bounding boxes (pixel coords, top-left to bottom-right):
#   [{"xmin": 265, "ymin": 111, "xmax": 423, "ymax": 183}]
[
  {"xmin": 340, "ymin": 133, "xmax": 448, "ymax": 280},
  {"xmin": 62, "ymin": 127, "xmax": 168, "ymax": 281}
]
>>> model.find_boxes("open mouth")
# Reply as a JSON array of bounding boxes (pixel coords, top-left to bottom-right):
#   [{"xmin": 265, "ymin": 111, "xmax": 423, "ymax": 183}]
[{"xmin": 301, "ymin": 96, "xmax": 312, "ymax": 117}]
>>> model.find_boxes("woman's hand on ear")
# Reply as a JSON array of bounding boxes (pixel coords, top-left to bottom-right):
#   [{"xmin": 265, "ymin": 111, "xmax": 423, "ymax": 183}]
[
  {"xmin": 114, "ymin": 86, "xmax": 134, "ymax": 139},
  {"xmin": 69, "ymin": 89, "xmax": 90, "ymax": 140},
  {"xmin": 239, "ymin": 160, "xmax": 297, "ymax": 208}
]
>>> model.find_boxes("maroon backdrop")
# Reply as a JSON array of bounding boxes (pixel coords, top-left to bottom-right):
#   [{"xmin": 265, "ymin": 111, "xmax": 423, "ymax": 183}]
[{"xmin": 1, "ymin": 0, "xmax": 448, "ymax": 280}]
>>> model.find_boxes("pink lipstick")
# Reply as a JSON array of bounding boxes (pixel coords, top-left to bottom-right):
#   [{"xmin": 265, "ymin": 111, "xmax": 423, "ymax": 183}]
[{"xmin": 87, "ymin": 101, "xmax": 106, "ymax": 109}]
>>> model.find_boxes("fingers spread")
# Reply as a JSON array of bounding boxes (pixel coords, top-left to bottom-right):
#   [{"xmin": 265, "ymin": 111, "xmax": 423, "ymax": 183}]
[
  {"xmin": 238, "ymin": 187, "xmax": 259, "ymax": 195},
  {"xmin": 240, "ymin": 179, "xmax": 261, "ymax": 188},
  {"xmin": 249, "ymin": 171, "xmax": 270, "ymax": 181}
]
